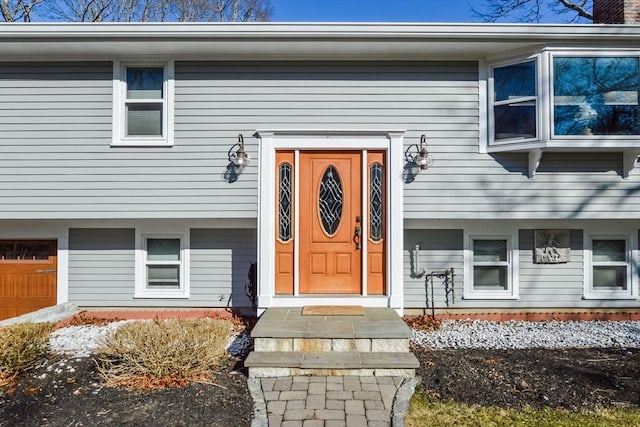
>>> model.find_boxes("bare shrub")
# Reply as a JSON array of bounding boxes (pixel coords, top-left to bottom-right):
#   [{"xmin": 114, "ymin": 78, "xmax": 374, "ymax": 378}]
[
  {"xmin": 97, "ymin": 318, "xmax": 233, "ymax": 389},
  {"xmin": 0, "ymin": 322, "xmax": 54, "ymax": 387}
]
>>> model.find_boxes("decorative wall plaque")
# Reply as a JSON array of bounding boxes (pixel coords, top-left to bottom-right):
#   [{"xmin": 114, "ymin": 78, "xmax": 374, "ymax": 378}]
[{"xmin": 534, "ymin": 229, "xmax": 570, "ymax": 264}]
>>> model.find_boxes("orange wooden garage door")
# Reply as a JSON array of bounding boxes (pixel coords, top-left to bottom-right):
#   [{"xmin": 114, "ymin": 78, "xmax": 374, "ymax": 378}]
[{"xmin": 0, "ymin": 240, "xmax": 57, "ymax": 321}]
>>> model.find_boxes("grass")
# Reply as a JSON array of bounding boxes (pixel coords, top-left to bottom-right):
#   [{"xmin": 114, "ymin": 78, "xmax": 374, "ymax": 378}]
[
  {"xmin": 0, "ymin": 322, "xmax": 54, "ymax": 387},
  {"xmin": 405, "ymin": 389, "xmax": 640, "ymax": 427},
  {"xmin": 97, "ymin": 318, "xmax": 233, "ymax": 389}
]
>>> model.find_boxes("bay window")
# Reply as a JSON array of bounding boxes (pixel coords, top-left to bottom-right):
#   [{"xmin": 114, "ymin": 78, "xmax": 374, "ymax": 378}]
[{"xmin": 553, "ymin": 56, "xmax": 640, "ymax": 137}]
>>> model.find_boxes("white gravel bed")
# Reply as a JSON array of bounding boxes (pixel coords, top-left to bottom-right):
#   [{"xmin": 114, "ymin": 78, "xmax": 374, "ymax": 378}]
[
  {"xmin": 411, "ymin": 320, "xmax": 640, "ymax": 350},
  {"xmin": 48, "ymin": 321, "xmax": 133, "ymax": 357}
]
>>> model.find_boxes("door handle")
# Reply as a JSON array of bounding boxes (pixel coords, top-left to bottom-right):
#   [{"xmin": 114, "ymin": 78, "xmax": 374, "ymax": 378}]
[
  {"xmin": 354, "ymin": 225, "xmax": 361, "ymax": 250},
  {"xmin": 35, "ymin": 269, "xmax": 57, "ymax": 273}
]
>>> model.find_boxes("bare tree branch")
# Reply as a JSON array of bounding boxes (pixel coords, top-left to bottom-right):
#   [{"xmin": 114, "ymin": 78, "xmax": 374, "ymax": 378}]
[
  {"xmin": 472, "ymin": 0, "xmax": 593, "ymax": 23},
  {"xmin": 558, "ymin": 0, "xmax": 592, "ymax": 20},
  {"xmin": 1, "ymin": 0, "xmax": 48, "ymax": 22},
  {"xmin": 46, "ymin": 0, "xmax": 271, "ymax": 22}
]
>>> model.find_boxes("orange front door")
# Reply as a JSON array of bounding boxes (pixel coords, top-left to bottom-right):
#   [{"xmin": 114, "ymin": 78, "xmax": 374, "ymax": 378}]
[
  {"xmin": 299, "ymin": 151, "xmax": 362, "ymax": 294},
  {"xmin": 0, "ymin": 240, "xmax": 57, "ymax": 321}
]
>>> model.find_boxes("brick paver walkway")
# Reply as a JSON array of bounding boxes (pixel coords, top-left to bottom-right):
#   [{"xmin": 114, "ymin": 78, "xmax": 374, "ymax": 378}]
[{"xmin": 249, "ymin": 375, "xmax": 412, "ymax": 427}]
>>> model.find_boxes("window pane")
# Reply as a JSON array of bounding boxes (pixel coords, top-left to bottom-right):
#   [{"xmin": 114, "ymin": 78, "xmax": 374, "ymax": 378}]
[
  {"xmin": 473, "ymin": 266, "xmax": 508, "ymax": 290},
  {"xmin": 593, "ymin": 266, "xmax": 627, "ymax": 289},
  {"xmin": 278, "ymin": 163, "xmax": 292, "ymax": 242},
  {"xmin": 147, "ymin": 239, "xmax": 180, "ymax": 261},
  {"xmin": 494, "ymin": 103, "xmax": 537, "ymax": 141},
  {"xmin": 0, "ymin": 242, "xmax": 50, "ymax": 260},
  {"xmin": 318, "ymin": 165, "xmax": 343, "ymax": 236},
  {"xmin": 369, "ymin": 163, "xmax": 383, "ymax": 242},
  {"xmin": 147, "ymin": 265, "xmax": 180, "ymax": 288},
  {"xmin": 592, "ymin": 239, "xmax": 626, "ymax": 262},
  {"xmin": 554, "ymin": 57, "xmax": 640, "ymax": 136},
  {"xmin": 473, "ymin": 240, "xmax": 507, "ymax": 262},
  {"xmin": 494, "ymin": 61, "xmax": 536, "ymax": 102},
  {"xmin": 127, "ymin": 68, "xmax": 163, "ymax": 99},
  {"xmin": 126, "ymin": 103, "xmax": 162, "ymax": 136}
]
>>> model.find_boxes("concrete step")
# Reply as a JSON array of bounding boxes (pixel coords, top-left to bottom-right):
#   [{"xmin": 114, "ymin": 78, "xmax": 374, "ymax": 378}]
[
  {"xmin": 245, "ymin": 351, "xmax": 419, "ymax": 378},
  {"xmin": 251, "ymin": 307, "xmax": 412, "ymax": 340},
  {"xmin": 254, "ymin": 337, "xmax": 410, "ymax": 352}
]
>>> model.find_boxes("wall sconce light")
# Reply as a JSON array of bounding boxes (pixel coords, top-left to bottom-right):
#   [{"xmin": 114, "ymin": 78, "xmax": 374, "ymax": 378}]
[
  {"xmin": 230, "ymin": 133, "xmax": 250, "ymax": 169},
  {"xmin": 413, "ymin": 134, "xmax": 433, "ymax": 171}
]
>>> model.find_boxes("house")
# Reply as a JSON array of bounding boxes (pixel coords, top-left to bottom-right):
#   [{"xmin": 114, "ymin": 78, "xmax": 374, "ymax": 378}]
[{"xmin": 2, "ymin": 4, "xmax": 640, "ymax": 321}]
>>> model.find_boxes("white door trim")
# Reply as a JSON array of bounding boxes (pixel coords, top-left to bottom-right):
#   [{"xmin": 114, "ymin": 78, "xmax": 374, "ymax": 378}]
[{"xmin": 256, "ymin": 130, "xmax": 405, "ymax": 314}]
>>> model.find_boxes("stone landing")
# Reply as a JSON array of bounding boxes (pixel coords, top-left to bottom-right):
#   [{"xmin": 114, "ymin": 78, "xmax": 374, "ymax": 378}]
[{"xmin": 245, "ymin": 307, "xmax": 419, "ymax": 378}]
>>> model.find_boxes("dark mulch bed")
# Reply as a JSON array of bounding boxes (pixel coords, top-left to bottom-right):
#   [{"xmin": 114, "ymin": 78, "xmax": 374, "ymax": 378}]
[
  {"xmin": 0, "ymin": 355, "xmax": 252, "ymax": 427},
  {"xmin": 4, "ymin": 346, "xmax": 640, "ymax": 426},
  {"xmin": 414, "ymin": 346, "xmax": 640, "ymax": 411}
]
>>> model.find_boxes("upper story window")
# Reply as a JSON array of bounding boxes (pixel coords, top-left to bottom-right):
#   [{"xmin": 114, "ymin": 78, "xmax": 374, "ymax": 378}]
[
  {"xmin": 488, "ymin": 51, "xmax": 640, "ymax": 177},
  {"xmin": 112, "ymin": 61, "xmax": 174, "ymax": 146},
  {"xmin": 553, "ymin": 56, "xmax": 640, "ymax": 137},
  {"xmin": 493, "ymin": 60, "xmax": 538, "ymax": 143}
]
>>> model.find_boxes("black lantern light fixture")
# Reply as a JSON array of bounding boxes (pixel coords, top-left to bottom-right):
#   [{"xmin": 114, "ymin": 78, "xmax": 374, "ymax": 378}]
[
  {"xmin": 230, "ymin": 133, "xmax": 250, "ymax": 169},
  {"xmin": 413, "ymin": 134, "xmax": 434, "ymax": 171}
]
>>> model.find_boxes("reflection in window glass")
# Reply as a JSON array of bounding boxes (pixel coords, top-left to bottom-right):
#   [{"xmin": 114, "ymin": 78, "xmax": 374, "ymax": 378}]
[
  {"xmin": 126, "ymin": 68, "xmax": 163, "ymax": 99},
  {"xmin": 145, "ymin": 238, "xmax": 181, "ymax": 289},
  {"xmin": 494, "ymin": 61, "xmax": 536, "ymax": 102},
  {"xmin": 592, "ymin": 239, "xmax": 628, "ymax": 290},
  {"xmin": 0, "ymin": 242, "xmax": 50, "ymax": 260},
  {"xmin": 473, "ymin": 240, "xmax": 507, "ymax": 262},
  {"xmin": 493, "ymin": 61, "xmax": 537, "ymax": 141},
  {"xmin": 126, "ymin": 104, "xmax": 163, "ymax": 136},
  {"xmin": 474, "ymin": 266, "xmax": 508, "ymax": 290},
  {"xmin": 147, "ymin": 239, "xmax": 180, "ymax": 261},
  {"xmin": 472, "ymin": 239, "xmax": 509, "ymax": 291},
  {"xmin": 494, "ymin": 103, "xmax": 537, "ymax": 141},
  {"xmin": 592, "ymin": 239, "xmax": 626, "ymax": 263},
  {"xmin": 554, "ymin": 57, "xmax": 640, "ymax": 136}
]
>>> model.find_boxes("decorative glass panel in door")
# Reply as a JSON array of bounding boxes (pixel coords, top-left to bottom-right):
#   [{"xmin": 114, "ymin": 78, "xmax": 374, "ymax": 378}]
[{"xmin": 318, "ymin": 166, "xmax": 343, "ymax": 236}]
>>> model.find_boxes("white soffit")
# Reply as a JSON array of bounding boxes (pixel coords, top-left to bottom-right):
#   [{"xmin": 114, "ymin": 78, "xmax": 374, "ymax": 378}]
[{"xmin": 1, "ymin": 23, "xmax": 640, "ymax": 61}]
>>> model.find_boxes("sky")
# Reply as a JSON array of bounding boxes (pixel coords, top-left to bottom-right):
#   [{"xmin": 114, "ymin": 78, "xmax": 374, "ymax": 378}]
[
  {"xmin": 270, "ymin": 0, "xmax": 479, "ymax": 22},
  {"xmin": 269, "ymin": 0, "xmax": 579, "ymax": 23}
]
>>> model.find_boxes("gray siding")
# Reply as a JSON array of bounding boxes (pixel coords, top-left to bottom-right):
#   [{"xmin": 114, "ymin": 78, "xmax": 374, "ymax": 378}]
[
  {"xmin": 404, "ymin": 227, "xmax": 640, "ymax": 309},
  {"xmin": 68, "ymin": 228, "xmax": 135, "ymax": 306},
  {"xmin": 190, "ymin": 228, "xmax": 256, "ymax": 309},
  {"xmin": 404, "ymin": 229, "xmax": 464, "ymax": 309},
  {"xmin": 407, "ymin": 148, "xmax": 640, "ymax": 219},
  {"xmin": 517, "ymin": 229, "xmax": 584, "ymax": 306},
  {"xmin": 68, "ymin": 227, "xmax": 256, "ymax": 308},
  {"xmin": 2, "ymin": 61, "xmax": 640, "ymax": 221}
]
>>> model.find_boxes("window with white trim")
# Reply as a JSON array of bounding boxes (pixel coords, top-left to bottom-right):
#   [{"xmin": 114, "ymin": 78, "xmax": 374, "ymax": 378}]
[
  {"xmin": 112, "ymin": 61, "xmax": 174, "ymax": 146},
  {"xmin": 553, "ymin": 56, "xmax": 640, "ymax": 137},
  {"xmin": 488, "ymin": 50, "xmax": 640, "ymax": 147},
  {"xmin": 135, "ymin": 233, "xmax": 189, "ymax": 298},
  {"xmin": 491, "ymin": 59, "xmax": 538, "ymax": 143},
  {"xmin": 586, "ymin": 235, "xmax": 636, "ymax": 299},
  {"xmin": 464, "ymin": 234, "xmax": 518, "ymax": 299}
]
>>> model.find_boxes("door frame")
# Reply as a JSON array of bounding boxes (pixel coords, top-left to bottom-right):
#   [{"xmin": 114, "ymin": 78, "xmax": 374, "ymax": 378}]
[{"xmin": 257, "ymin": 130, "xmax": 405, "ymax": 314}]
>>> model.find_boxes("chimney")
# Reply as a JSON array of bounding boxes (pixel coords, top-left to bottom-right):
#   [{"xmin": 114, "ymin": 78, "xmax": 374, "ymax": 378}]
[{"xmin": 594, "ymin": 0, "xmax": 640, "ymax": 23}]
